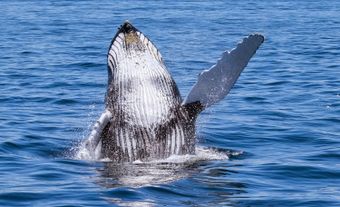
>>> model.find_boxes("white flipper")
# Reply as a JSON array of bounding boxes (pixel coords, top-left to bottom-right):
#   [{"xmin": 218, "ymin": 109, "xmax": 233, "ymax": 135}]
[
  {"xmin": 84, "ymin": 110, "xmax": 112, "ymax": 153},
  {"xmin": 184, "ymin": 34, "xmax": 264, "ymax": 108}
]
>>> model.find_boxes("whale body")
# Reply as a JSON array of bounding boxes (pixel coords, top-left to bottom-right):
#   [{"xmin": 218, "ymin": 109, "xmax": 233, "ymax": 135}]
[{"xmin": 85, "ymin": 21, "xmax": 264, "ymax": 162}]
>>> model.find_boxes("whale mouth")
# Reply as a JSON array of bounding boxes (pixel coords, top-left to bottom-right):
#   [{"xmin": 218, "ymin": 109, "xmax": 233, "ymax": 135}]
[
  {"xmin": 118, "ymin": 21, "xmax": 141, "ymax": 46},
  {"xmin": 110, "ymin": 21, "xmax": 146, "ymax": 52},
  {"xmin": 108, "ymin": 21, "xmax": 163, "ymax": 67},
  {"xmin": 118, "ymin": 21, "xmax": 137, "ymax": 34},
  {"xmin": 106, "ymin": 20, "xmax": 165, "ymax": 91}
]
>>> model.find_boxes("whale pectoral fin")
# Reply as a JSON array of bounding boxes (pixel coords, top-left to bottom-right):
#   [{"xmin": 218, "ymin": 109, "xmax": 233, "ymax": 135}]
[
  {"xmin": 183, "ymin": 34, "xmax": 264, "ymax": 110},
  {"xmin": 84, "ymin": 110, "xmax": 112, "ymax": 153}
]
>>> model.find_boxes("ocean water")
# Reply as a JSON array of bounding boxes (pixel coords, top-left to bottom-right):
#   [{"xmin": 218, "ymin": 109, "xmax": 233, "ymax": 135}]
[{"xmin": 1, "ymin": 0, "xmax": 339, "ymax": 206}]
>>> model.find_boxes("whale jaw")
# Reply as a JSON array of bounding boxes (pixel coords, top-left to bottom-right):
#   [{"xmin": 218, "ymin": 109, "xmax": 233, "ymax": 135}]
[{"xmin": 102, "ymin": 22, "xmax": 196, "ymax": 162}]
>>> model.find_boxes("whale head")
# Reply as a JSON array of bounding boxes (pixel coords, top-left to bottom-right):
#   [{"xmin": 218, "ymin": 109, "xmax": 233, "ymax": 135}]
[{"xmin": 102, "ymin": 21, "xmax": 194, "ymax": 162}]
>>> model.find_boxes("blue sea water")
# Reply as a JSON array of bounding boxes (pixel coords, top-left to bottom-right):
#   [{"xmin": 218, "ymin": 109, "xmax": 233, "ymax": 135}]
[{"xmin": 1, "ymin": 0, "xmax": 339, "ymax": 206}]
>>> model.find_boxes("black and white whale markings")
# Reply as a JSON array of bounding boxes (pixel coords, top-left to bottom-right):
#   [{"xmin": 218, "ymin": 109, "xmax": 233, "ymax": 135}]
[{"xmin": 84, "ymin": 21, "xmax": 264, "ymax": 162}]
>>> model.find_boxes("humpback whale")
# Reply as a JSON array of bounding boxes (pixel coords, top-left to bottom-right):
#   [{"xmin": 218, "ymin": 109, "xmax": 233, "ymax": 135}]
[{"xmin": 85, "ymin": 21, "xmax": 264, "ymax": 162}]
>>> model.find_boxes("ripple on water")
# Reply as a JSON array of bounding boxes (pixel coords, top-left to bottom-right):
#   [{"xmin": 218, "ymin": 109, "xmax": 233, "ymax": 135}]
[
  {"xmin": 1, "ymin": 0, "xmax": 340, "ymax": 206},
  {"xmin": 74, "ymin": 139, "xmax": 233, "ymax": 187}
]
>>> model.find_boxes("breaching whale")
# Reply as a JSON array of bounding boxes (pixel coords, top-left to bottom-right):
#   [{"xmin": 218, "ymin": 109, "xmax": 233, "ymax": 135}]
[{"xmin": 84, "ymin": 21, "xmax": 264, "ymax": 162}]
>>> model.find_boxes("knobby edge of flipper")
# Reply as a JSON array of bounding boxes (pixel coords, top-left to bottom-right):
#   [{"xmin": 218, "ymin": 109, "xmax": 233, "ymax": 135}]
[{"xmin": 183, "ymin": 33, "xmax": 264, "ymax": 118}]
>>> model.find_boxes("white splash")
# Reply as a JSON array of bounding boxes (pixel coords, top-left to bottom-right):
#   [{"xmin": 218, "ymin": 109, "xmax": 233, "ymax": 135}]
[
  {"xmin": 144, "ymin": 146, "xmax": 229, "ymax": 164},
  {"xmin": 75, "ymin": 140, "xmax": 101, "ymax": 161},
  {"xmin": 94, "ymin": 146, "xmax": 232, "ymax": 187}
]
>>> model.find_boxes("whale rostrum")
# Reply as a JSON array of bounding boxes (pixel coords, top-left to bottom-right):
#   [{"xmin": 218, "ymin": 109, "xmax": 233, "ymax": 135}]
[{"xmin": 85, "ymin": 21, "xmax": 264, "ymax": 162}]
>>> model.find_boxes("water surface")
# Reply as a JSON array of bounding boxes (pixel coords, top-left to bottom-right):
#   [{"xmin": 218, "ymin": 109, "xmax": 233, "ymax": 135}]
[{"xmin": 1, "ymin": 0, "xmax": 339, "ymax": 206}]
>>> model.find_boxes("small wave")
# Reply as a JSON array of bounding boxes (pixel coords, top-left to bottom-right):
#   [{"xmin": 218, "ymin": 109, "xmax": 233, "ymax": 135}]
[
  {"xmin": 54, "ymin": 98, "xmax": 79, "ymax": 105},
  {"xmin": 91, "ymin": 147, "xmax": 232, "ymax": 187},
  {"xmin": 140, "ymin": 147, "xmax": 229, "ymax": 164}
]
